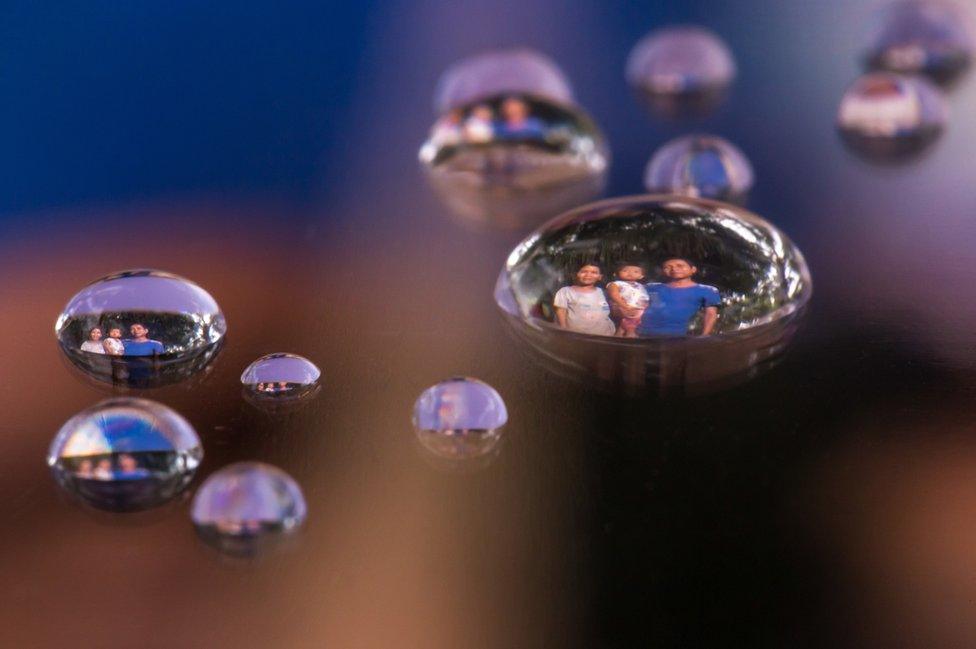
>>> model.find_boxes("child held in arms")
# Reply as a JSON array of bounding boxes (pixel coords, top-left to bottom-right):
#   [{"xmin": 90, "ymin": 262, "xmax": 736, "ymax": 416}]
[
  {"xmin": 606, "ymin": 262, "xmax": 650, "ymax": 338},
  {"xmin": 553, "ymin": 263, "xmax": 616, "ymax": 336},
  {"xmin": 639, "ymin": 257, "xmax": 721, "ymax": 337}
]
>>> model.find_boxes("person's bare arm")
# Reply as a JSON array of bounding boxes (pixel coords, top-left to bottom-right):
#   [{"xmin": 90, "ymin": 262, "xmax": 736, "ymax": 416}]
[
  {"xmin": 555, "ymin": 306, "xmax": 568, "ymax": 328},
  {"xmin": 701, "ymin": 306, "xmax": 719, "ymax": 335}
]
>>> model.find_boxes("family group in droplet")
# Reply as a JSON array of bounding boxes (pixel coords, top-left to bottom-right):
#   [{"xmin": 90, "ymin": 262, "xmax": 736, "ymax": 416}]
[
  {"xmin": 553, "ymin": 258, "xmax": 721, "ymax": 338},
  {"xmin": 80, "ymin": 323, "xmax": 164, "ymax": 357},
  {"xmin": 429, "ymin": 96, "xmax": 547, "ymax": 148},
  {"xmin": 73, "ymin": 454, "xmax": 150, "ymax": 481}
]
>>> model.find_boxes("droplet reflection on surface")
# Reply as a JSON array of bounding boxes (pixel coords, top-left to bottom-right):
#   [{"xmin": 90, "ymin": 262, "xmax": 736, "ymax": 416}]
[
  {"xmin": 48, "ymin": 398, "xmax": 202, "ymax": 511},
  {"xmin": 191, "ymin": 462, "xmax": 307, "ymax": 556},
  {"xmin": 54, "ymin": 269, "xmax": 226, "ymax": 387},
  {"xmin": 644, "ymin": 135, "xmax": 753, "ymax": 204},
  {"xmin": 495, "ymin": 195, "xmax": 812, "ymax": 396},
  {"xmin": 864, "ymin": 0, "xmax": 975, "ymax": 83},
  {"xmin": 626, "ymin": 26, "xmax": 736, "ymax": 118},
  {"xmin": 421, "ymin": 52, "xmax": 608, "ymax": 229},
  {"xmin": 412, "ymin": 378, "xmax": 507, "ymax": 469},
  {"xmin": 837, "ymin": 72, "xmax": 947, "ymax": 162}
]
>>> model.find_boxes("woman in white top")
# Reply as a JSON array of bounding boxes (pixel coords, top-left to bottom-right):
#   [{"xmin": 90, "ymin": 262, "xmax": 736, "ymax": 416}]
[
  {"xmin": 80, "ymin": 327, "xmax": 106, "ymax": 354},
  {"xmin": 552, "ymin": 263, "xmax": 616, "ymax": 336}
]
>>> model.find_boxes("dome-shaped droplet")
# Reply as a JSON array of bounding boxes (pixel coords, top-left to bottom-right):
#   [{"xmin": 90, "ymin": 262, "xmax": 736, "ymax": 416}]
[
  {"xmin": 433, "ymin": 48, "xmax": 573, "ymax": 114},
  {"xmin": 412, "ymin": 377, "xmax": 507, "ymax": 466},
  {"xmin": 421, "ymin": 52, "xmax": 608, "ymax": 229},
  {"xmin": 191, "ymin": 462, "xmax": 307, "ymax": 556},
  {"xmin": 495, "ymin": 196, "xmax": 811, "ymax": 395},
  {"xmin": 837, "ymin": 72, "xmax": 947, "ymax": 161},
  {"xmin": 54, "ymin": 269, "xmax": 226, "ymax": 387},
  {"xmin": 241, "ymin": 353, "xmax": 321, "ymax": 397},
  {"xmin": 644, "ymin": 135, "xmax": 753, "ymax": 204},
  {"xmin": 864, "ymin": 0, "xmax": 975, "ymax": 83},
  {"xmin": 48, "ymin": 398, "xmax": 202, "ymax": 511},
  {"xmin": 626, "ymin": 26, "xmax": 736, "ymax": 117}
]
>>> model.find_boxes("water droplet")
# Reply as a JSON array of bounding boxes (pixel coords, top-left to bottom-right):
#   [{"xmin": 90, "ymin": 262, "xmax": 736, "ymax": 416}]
[
  {"xmin": 626, "ymin": 26, "xmax": 736, "ymax": 118},
  {"xmin": 644, "ymin": 135, "xmax": 753, "ymax": 204},
  {"xmin": 864, "ymin": 0, "xmax": 975, "ymax": 84},
  {"xmin": 240, "ymin": 353, "xmax": 321, "ymax": 405},
  {"xmin": 412, "ymin": 377, "xmax": 507, "ymax": 469},
  {"xmin": 421, "ymin": 52, "xmax": 608, "ymax": 229},
  {"xmin": 191, "ymin": 462, "xmax": 307, "ymax": 556},
  {"xmin": 48, "ymin": 398, "xmax": 202, "ymax": 511},
  {"xmin": 495, "ymin": 196, "xmax": 811, "ymax": 395},
  {"xmin": 837, "ymin": 72, "xmax": 947, "ymax": 162},
  {"xmin": 55, "ymin": 269, "xmax": 226, "ymax": 387}
]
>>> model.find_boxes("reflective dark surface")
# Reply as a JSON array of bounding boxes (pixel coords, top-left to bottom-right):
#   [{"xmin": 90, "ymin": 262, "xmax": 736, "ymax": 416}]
[{"xmin": 3, "ymin": 1, "xmax": 976, "ymax": 647}]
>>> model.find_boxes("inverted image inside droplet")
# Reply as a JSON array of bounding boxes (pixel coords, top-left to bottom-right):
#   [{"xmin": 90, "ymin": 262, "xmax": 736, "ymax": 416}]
[
  {"xmin": 837, "ymin": 72, "xmax": 947, "ymax": 163},
  {"xmin": 420, "ymin": 93, "xmax": 608, "ymax": 229},
  {"xmin": 411, "ymin": 377, "xmax": 507, "ymax": 469},
  {"xmin": 864, "ymin": 0, "xmax": 975, "ymax": 84},
  {"xmin": 627, "ymin": 26, "xmax": 736, "ymax": 118},
  {"xmin": 644, "ymin": 135, "xmax": 753, "ymax": 204},
  {"xmin": 48, "ymin": 398, "xmax": 202, "ymax": 511},
  {"xmin": 191, "ymin": 462, "xmax": 307, "ymax": 557},
  {"xmin": 496, "ymin": 195, "xmax": 811, "ymax": 395},
  {"xmin": 55, "ymin": 269, "xmax": 226, "ymax": 387}
]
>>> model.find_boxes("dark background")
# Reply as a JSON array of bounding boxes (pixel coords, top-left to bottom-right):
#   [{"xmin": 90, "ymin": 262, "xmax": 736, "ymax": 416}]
[{"xmin": 2, "ymin": 1, "xmax": 976, "ymax": 647}]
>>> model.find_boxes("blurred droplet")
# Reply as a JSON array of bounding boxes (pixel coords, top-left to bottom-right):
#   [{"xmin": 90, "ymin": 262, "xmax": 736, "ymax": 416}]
[
  {"xmin": 55, "ymin": 269, "xmax": 226, "ymax": 388},
  {"xmin": 421, "ymin": 52, "xmax": 608, "ymax": 230},
  {"xmin": 496, "ymin": 196, "xmax": 811, "ymax": 395},
  {"xmin": 191, "ymin": 462, "xmax": 307, "ymax": 556},
  {"xmin": 837, "ymin": 72, "xmax": 947, "ymax": 162},
  {"xmin": 864, "ymin": 0, "xmax": 975, "ymax": 84},
  {"xmin": 412, "ymin": 377, "xmax": 507, "ymax": 470},
  {"xmin": 48, "ymin": 398, "xmax": 202, "ymax": 511},
  {"xmin": 644, "ymin": 135, "xmax": 754, "ymax": 204},
  {"xmin": 626, "ymin": 26, "xmax": 736, "ymax": 118}
]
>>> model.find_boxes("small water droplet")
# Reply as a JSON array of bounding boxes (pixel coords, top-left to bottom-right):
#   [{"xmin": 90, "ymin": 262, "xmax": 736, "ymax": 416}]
[
  {"xmin": 644, "ymin": 135, "xmax": 753, "ymax": 204},
  {"xmin": 191, "ymin": 462, "xmax": 307, "ymax": 556}
]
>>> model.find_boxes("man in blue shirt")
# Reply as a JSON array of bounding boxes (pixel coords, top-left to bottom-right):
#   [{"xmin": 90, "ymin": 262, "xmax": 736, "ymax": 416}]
[
  {"xmin": 638, "ymin": 257, "xmax": 721, "ymax": 337},
  {"xmin": 122, "ymin": 323, "xmax": 165, "ymax": 356},
  {"xmin": 494, "ymin": 96, "xmax": 546, "ymax": 141}
]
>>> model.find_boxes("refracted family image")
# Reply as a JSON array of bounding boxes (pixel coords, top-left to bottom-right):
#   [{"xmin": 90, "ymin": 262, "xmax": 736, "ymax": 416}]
[
  {"xmin": 429, "ymin": 96, "xmax": 547, "ymax": 149},
  {"xmin": 72, "ymin": 454, "xmax": 150, "ymax": 481},
  {"xmin": 553, "ymin": 257, "xmax": 721, "ymax": 337},
  {"xmin": 79, "ymin": 323, "xmax": 165, "ymax": 356}
]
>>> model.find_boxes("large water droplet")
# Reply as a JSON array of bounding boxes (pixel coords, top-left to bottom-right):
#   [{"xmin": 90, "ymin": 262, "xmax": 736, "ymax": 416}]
[
  {"xmin": 48, "ymin": 398, "xmax": 202, "ymax": 511},
  {"xmin": 837, "ymin": 72, "xmax": 947, "ymax": 162},
  {"xmin": 644, "ymin": 135, "xmax": 753, "ymax": 204},
  {"xmin": 55, "ymin": 269, "xmax": 226, "ymax": 387},
  {"xmin": 495, "ymin": 196, "xmax": 811, "ymax": 395},
  {"xmin": 626, "ymin": 26, "xmax": 736, "ymax": 118},
  {"xmin": 864, "ymin": 0, "xmax": 975, "ymax": 84},
  {"xmin": 421, "ymin": 52, "xmax": 608, "ymax": 229},
  {"xmin": 191, "ymin": 462, "xmax": 307, "ymax": 556},
  {"xmin": 412, "ymin": 377, "xmax": 507, "ymax": 469}
]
